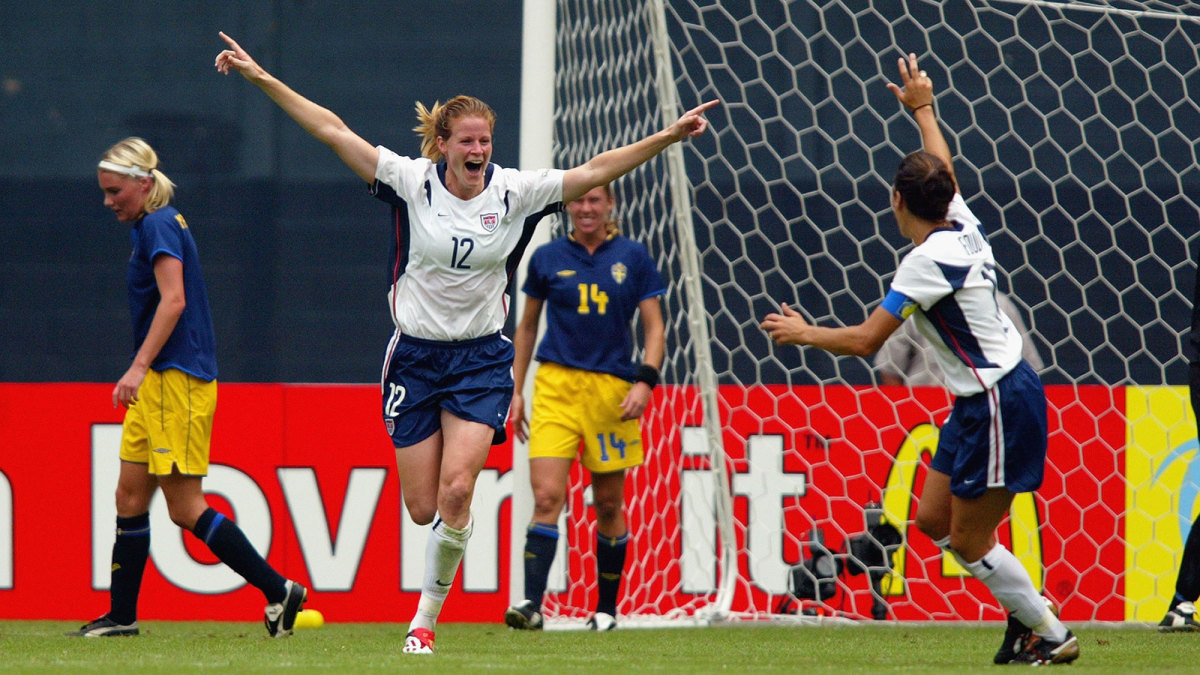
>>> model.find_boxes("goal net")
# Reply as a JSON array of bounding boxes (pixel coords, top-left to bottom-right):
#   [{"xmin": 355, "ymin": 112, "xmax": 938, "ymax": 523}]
[{"xmin": 541, "ymin": 0, "xmax": 1200, "ymax": 625}]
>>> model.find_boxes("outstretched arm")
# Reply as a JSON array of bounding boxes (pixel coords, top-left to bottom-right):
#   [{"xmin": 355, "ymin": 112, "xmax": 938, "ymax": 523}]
[
  {"xmin": 562, "ymin": 100, "xmax": 718, "ymax": 203},
  {"xmin": 886, "ymin": 53, "xmax": 957, "ymax": 192},
  {"xmin": 760, "ymin": 303, "xmax": 902, "ymax": 357},
  {"xmin": 214, "ymin": 32, "xmax": 379, "ymax": 183}
]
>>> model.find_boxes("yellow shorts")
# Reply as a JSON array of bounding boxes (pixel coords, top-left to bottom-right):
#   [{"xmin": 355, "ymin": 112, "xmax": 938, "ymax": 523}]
[
  {"xmin": 119, "ymin": 368, "xmax": 217, "ymax": 476},
  {"xmin": 528, "ymin": 362, "xmax": 644, "ymax": 473}
]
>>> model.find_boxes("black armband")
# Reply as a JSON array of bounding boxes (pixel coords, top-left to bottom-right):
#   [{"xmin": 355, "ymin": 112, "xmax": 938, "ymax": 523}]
[{"xmin": 634, "ymin": 364, "xmax": 660, "ymax": 389}]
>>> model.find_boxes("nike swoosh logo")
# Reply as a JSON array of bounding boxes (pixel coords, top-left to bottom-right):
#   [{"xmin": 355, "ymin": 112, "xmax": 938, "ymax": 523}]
[{"xmin": 435, "ymin": 579, "xmax": 452, "ymax": 587}]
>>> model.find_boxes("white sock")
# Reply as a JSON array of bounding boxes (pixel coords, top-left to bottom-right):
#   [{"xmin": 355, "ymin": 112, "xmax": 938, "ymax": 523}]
[
  {"xmin": 958, "ymin": 543, "xmax": 1067, "ymax": 642},
  {"xmin": 409, "ymin": 515, "xmax": 473, "ymax": 632}
]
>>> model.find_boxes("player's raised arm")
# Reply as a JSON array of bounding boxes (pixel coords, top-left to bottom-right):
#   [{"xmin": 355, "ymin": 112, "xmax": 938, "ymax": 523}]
[
  {"xmin": 760, "ymin": 303, "xmax": 901, "ymax": 357},
  {"xmin": 561, "ymin": 100, "xmax": 718, "ymax": 203},
  {"xmin": 214, "ymin": 32, "xmax": 379, "ymax": 183},
  {"xmin": 886, "ymin": 53, "xmax": 957, "ymax": 193}
]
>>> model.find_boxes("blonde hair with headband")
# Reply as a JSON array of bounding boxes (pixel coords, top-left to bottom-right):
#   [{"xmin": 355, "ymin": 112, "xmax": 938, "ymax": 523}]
[{"xmin": 98, "ymin": 137, "xmax": 176, "ymax": 213}]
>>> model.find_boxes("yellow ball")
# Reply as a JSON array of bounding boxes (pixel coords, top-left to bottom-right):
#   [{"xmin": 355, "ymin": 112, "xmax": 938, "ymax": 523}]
[{"xmin": 294, "ymin": 608, "xmax": 324, "ymax": 629}]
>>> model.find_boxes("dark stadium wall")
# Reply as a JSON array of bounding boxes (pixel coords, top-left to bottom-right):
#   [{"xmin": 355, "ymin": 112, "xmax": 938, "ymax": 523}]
[
  {"xmin": 0, "ymin": 2, "xmax": 525, "ymax": 383},
  {"xmin": 0, "ymin": 2, "xmax": 1189, "ymax": 385}
]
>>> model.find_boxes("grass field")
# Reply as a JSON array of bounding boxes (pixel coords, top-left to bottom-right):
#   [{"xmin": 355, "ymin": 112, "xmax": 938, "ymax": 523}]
[{"xmin": 4, "ymin": 620, "xmax": 1200, "ymax": 673}]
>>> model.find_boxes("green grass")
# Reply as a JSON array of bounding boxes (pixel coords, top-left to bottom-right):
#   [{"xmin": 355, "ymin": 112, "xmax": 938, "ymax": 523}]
[{"xmin": 3, "ymin": 621, "xmax": 1200, "ymax": 673}]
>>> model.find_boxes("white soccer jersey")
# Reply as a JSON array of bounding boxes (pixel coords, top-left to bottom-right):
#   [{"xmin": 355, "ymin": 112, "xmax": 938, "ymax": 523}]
[
  {"xmin": 371, "ymin": 147, "xmax": 565, "ymax": 341},
  {"xmin": 887, "ymin": 193, "xmax": 1024, "ymax": 396}
]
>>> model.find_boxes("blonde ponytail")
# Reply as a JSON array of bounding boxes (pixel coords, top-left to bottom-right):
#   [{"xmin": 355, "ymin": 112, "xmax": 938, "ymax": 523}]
[{"xmin": 98, "ymin": 137, "xmax": 176, "ymax": 213}]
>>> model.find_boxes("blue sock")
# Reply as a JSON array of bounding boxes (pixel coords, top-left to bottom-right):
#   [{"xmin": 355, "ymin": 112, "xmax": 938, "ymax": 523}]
[
  {"xmin": 109, "ymin": 513, "xmax": 150, "ymax": 624},
  {"xmin": 194, "ymin": 508, "xmax": 286, "ymax": 602},
  {"xmin": 523, "ymin": 522, "xmax": 559, "ymax": 609},
  {"xmin": 595, "ymin": 531, "xmax": 629, "ymax": 617}
]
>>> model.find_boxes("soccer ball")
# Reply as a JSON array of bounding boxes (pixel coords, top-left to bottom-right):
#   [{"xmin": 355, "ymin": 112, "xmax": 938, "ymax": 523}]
[{"xmin": 294, "ymin": 608, "xmax": 325, "ymax": 629}]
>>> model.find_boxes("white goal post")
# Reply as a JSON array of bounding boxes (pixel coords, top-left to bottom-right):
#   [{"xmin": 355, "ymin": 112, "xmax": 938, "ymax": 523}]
[
  {"xmin": 518, "ymin": 0, "xmax": 1200, "ymax": 626},
  {"xmin": 514, "ymin": 0, "xmax": 737, "ymax": 625}
]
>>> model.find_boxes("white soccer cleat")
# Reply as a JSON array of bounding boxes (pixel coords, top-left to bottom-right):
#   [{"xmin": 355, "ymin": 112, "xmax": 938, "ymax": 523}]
[
  {"xmin": 403, "ymin": 627, "xmax": 435, "ymax": 654},
  {"xmin": 586, "ymin": 612, "xmax": 617, "ymax": 631},
  {"xmin": 1160, "ymin": 600, "xmax": 1200, "ymax": 632}
]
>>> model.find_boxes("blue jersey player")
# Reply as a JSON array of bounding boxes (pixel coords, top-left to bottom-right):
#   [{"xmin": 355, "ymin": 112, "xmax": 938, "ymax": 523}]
[
  {"xmin": 70, "ymin": 138, "xmax": 306, "ymax": 639},
  {"xmin": 760, "ymin": 54, "xmax": 1078, "ymax": 666},
  {"xmin": 504, "ymin": 185, "xmax": 665, "ymax": 631},
  {"xmin": 216, "ymin": 32, "xmax": 715, "ymax": 654}
]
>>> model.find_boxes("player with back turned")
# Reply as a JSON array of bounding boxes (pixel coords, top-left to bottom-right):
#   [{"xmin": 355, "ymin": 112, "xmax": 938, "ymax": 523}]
[{"xmin": 760, "ymin": 54, "xmax": 1078, "ymax": 666}]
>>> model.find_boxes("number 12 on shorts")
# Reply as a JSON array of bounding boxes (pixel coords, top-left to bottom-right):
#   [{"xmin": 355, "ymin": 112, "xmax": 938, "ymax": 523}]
[
  {"xmin": 385, "ymin": 383, "xmax": 406, "ymax": 417},
  {"xmin": 596, "ymin": 433, "xmax": 626, "ymax": 461}
]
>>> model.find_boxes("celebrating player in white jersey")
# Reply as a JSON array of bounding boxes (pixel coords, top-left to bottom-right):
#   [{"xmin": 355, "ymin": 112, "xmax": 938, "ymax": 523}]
[
  {"xmin": 760, "ymin": 54, "xmax": 1078, "ymax": 666},
  {"xmin": 214, "ymin": 32, "xmax": 715, "ymax": 655}
]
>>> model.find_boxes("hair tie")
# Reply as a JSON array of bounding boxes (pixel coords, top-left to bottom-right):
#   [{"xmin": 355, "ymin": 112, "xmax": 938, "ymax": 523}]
[{"xmin": 97, "ymin": 160, "xmax": 152, "ymax": 178}]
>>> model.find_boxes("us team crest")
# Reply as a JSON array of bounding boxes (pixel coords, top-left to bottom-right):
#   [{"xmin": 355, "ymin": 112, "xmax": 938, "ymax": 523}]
[
  {"xmin": 385, "ymin": 418, "xmax": 395, "ymax": 435},
  {"xmin": 610, "ymin": 262, "xmax": 628, "ymax": 284},
  {"xmin": 480, "ymin": 213, "xmax": 499, "ymax": 232}
]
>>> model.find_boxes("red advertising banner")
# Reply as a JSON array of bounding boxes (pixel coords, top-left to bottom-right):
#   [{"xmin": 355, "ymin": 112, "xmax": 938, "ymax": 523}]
[
  {"xmin": 0, "ymin": 383, "xmax": 1126, "ymax": 622},
  {"xmin": 0, "ymin": 383, "xmax": 513, "ymax": 623}
]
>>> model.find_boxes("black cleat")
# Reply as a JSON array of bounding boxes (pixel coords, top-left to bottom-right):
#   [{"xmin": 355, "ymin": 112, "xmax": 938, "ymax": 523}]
[
  {"xmin": 994, "ymin": 613, "xmax": 1029, "ymax": 664},
  {"xmin": 1159, "ymin": 601, "xmax": 1200, "ymax": 633},
  {"xmin": 66, "ymin": 615, "xmax": 139, "ymax": 637},
  {"xmin": 995, "ymin": 596, "xmax": 1058, "ymax": 664},
  {"xmin": 264, "ymin": 580, "xmax": 307, "ymax": 637},
  {"xmin": 504, "ymin": 599, "xmax": 544, "ymax": 630},
  {"xmin": 1011, "ymin": 630, "xmax": 1080, "ymax": 666}
]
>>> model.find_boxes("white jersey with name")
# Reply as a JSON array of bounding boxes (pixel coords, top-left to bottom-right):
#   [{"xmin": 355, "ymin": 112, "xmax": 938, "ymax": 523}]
[
  {"xmin": 887, "ymin": 193, "xmax": 1024, "ymax": 396},
  {"xmin": 371, "ymin": 147, "xmax": 565, "ymax": 341}
]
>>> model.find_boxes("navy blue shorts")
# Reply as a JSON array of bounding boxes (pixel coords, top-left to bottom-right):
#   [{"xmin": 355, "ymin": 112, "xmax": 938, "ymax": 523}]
[
  {"xmin": 931, "ymin": 360, "xmax": 1047, "ymax": 499},
  {"xmin": 380, "ymin": 331, "xmax": 514, "ymax": 448}
]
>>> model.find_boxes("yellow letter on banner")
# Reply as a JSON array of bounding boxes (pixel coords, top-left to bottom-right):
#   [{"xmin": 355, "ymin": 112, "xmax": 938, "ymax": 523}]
[
  {"xmin": 1125, "ymin": 386, "xmax": 1198, "ymax": 622},
  {"xmin": 879, "ymin": 422, "xmax": 1043, "ymax": 595}
]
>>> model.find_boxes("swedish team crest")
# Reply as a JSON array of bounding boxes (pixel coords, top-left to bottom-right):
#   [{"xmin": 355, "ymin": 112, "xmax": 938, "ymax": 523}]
[
  {"xmin": 610, "ymin": 262, "xmax": 628, "ymax": 283},
  {"xmin": 481, "ymin": 213, "xmax": 499, "ymax": 232}
]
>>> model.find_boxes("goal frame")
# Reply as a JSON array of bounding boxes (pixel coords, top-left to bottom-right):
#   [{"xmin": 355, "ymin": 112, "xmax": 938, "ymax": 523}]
[{"xmin": 517, "ymin": 0, "xmax": 1200, "ymax": 628}]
